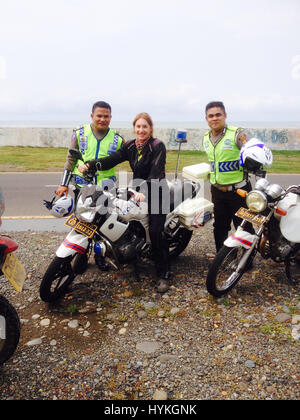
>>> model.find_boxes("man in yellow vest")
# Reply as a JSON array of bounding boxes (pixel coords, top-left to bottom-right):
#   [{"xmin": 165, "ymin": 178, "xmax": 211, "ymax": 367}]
[
  {"xmin": 56, "ymin": 101, "xmax": 124, "ymax": 197},
  {"xmin": 203, "ymin": 101, "xmax": 253, "ymax": 252}
]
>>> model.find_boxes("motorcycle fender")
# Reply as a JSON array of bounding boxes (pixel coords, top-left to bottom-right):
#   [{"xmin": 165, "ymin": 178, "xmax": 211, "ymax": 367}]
[
  {"xmin": 224, "ymin": 227, "xmax": 255, "ymax": 249},
  {"xmin": 56, "ymin": 230, "xmax": 89, "ymax": 258}
]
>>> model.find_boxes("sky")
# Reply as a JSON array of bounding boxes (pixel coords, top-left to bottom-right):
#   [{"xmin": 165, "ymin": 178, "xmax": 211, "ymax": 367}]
[{"xmin": 0, "ymin": 0, "xmax": 300, "ymax": 123}]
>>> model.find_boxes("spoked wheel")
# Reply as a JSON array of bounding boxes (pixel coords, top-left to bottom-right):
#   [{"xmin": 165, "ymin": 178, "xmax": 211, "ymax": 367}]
[
  {"xmin": 206, "ymin": 245, "xmax": 254, "ymax": 297},
  {"xmin": 39, "ymin": 256, "xmax": 76, "ymax": 303},
  {"xmin": 0, "ymin": 295, "xmax": 20, "ymax": 365},
  {"xmin": 166, "ymin": 218, "xmax": 193, "ymax": 259}
]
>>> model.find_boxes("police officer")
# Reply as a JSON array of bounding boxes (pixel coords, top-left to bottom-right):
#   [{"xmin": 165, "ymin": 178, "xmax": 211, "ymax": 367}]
[
  {"xmin": 56, "ymin": 101, "xmax": 124, "ymax": 271},
  {"xmin": 203, "ymin": 101, "xmax": 253, "ymax": 253},
  {"xmin": 56, "ymin": 101, "xmax": 124, "ymax": 198}
]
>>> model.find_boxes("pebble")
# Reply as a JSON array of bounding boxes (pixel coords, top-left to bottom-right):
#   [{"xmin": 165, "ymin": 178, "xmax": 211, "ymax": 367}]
[
  {"xmin": 275, "ymin": 313, "xmax": 291, "ymax": 323},
  {"xmin": 153, "ymin": 389, "xmax": 168, "ymax": 400},
  {"xmin": 137, "ymin": 310, "xmax": 147, "ymax": 319},
  {"xmin": 159, "ymin": 354, "xmax": 179, "ymax": 363},
  {"xmin": 136, "ymin": 341, "xmax": 162, "ymax": 353},
  {"xmin": 170, "ymin": 308, "xmax": 180, "ymax": 315},
  {"xmin": 118, "ymin": 328, "xmax": 127, "ymax": 335},
  {"xmin": 245, "ymin": 360, "xmax": 256, "ymax": 369},
  {"xmin": 68, "ymin": 320, "xmax": 79, "ymax": 329},
  {"xmin": 292, "ymin": 315, "xmax": 300, "ymax": 324},
  {"xmin": 144, "ymin": 302, "xmax": 157, "ymax": 310},
  {"xmin": 40, "ymin": 318, "xmax": 50, "ymax": 327},
  {"xmin": 26, "ymin": 338, "xmax": 42, "ymax": 346}
]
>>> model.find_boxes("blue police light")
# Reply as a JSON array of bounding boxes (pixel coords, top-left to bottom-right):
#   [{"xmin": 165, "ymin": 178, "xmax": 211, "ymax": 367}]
[{"xmin": 176, "ymin": 129, "xmax": 187, "ymax": 143}]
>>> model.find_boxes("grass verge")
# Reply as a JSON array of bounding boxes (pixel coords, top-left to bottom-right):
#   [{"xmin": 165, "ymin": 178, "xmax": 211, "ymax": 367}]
[{"xmin": 0, "ymin": 146, "xmax": 299, "ymax": 173}]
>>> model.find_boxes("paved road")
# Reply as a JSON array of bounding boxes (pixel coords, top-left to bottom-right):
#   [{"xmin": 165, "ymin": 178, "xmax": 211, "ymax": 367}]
[{"xmin": 0, "ymin": 172, "xmax": 299, "ymax": 231}]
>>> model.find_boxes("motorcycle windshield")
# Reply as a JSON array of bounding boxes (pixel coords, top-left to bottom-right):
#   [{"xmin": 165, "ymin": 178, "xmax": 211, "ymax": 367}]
[{"xmin": 0, "ymin": 187, "xmax": 5, "ymax": 217}]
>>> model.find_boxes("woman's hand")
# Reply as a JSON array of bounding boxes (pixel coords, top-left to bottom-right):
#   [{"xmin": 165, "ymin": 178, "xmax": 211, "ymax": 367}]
[{"xmin": 135, "ymin": 192, "xmax": 146, "ymax": 202}]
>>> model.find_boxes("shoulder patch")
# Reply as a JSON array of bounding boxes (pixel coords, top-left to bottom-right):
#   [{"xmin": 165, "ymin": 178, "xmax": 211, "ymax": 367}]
[{"xmin": 115, "ymin": 132, "xmax": 125, "ymax": 143}]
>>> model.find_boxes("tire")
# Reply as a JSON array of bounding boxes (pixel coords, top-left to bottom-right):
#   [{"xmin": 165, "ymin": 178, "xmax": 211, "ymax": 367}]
[
  {"xmin": 0, "ymin": 295, "xmax": 20, "ymax": 365},
  {"xmin": 40, "ymin": 256, "xmax": 75, "ymax": 303},
  {"xmin": 206, "ymin": 245, "xmax": 251, "ymax": 297},
  {"xmin": 285, "ymin": 258, "xmax": 300, "ymax": 285},
  {"xmin": 167, "ymin": 226, "xmax": 193, "ymax": 259}
]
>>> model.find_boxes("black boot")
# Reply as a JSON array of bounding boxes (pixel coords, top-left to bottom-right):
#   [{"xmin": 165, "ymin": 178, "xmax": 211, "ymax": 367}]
[{"xmin": 156, "ymin": 262, "xmax": 171, "ymax": 293}]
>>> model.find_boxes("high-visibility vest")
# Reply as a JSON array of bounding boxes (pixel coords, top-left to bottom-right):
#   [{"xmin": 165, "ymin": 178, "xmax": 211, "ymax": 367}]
[
  {"xmin": 72, "ymin": 125, "xmax": 123, "ymax": 187},
  {"xmin": 203, "ymin": 125, "xmax": 244, "ymax": 185}
]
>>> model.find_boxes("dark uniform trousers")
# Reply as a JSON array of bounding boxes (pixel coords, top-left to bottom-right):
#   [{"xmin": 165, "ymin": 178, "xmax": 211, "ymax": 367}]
[{"xmin": 211, "ymin": 181, "xmax": 254, "ymax": 253}]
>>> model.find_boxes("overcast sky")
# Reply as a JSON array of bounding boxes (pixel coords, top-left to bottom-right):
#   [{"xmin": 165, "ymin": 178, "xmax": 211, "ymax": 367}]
[{"xmin": 0, "ymin": 0, "xmax": 299, "ymax": 122}]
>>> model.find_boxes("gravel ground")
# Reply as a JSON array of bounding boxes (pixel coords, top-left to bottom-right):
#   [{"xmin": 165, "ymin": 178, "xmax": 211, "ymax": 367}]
[{"xmin": 0, "ymin": 225, "xmax": 299, "ymax": 400}]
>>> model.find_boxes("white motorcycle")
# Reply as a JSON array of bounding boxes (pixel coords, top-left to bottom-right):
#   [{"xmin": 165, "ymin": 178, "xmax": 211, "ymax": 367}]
[
  {"xmin": 40, "ymin": 149, "xmax": 213, "ymax": 303},
  {"xmin": 206, "ymin": 178, "xmax": 300, "ymax": 297}
]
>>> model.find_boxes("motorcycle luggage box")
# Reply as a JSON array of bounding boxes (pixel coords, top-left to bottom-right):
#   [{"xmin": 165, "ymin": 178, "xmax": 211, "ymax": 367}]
[
  {"xmin": 182, "ymin": 163, "xmax": 210, "ymax": 182},
  {"xmin": 175, "ymin": 197, "xmax": 214, "ymax": 228}
]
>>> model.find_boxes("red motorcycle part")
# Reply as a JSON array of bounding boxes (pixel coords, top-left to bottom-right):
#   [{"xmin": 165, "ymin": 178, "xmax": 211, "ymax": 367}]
[{"xmin": 0, "ymin": 236, "xmax": 19, "ymax": 256}]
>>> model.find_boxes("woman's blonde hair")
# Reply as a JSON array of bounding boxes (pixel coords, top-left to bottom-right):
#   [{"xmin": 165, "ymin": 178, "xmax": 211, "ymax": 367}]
[{"xmin": 133, "ymin": 112, "xmax": 154, "ymax": 136}]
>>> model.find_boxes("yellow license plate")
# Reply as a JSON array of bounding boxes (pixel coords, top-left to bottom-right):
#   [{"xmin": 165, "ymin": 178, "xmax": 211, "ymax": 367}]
[
  {"xmin": 65, "ymin": 214, "xmax": 98, "ymax": 238},
  {"xmin": 236, "ymin": 207, "xmax": 266, "ymax": 226},
  {"xmin": 2, "ymin": 253, "xmax": 26, "ymax": 293}
]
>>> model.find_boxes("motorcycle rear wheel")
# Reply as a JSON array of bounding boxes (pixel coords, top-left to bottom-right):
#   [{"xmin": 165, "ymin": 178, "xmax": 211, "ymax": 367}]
[
  {"xmin": 206, "ymin": 245, "xmax": 250, "ymax": 297},
  {"xmin": 0, "ymin": 295, "xmax": 20, "ymax": 365},
  {"xmin": 40, "ymin": 256, "xmax": 75, "ymax": 303},
  {"xmin": 167, "ymin": 226, "xmax": 193, "ymax": 259}
]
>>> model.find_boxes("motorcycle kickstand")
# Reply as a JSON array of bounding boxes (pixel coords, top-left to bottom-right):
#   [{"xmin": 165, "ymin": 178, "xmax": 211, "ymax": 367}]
[{"xmin": 132, "ymin": 262, "xmax": 141, "ymax": 282}]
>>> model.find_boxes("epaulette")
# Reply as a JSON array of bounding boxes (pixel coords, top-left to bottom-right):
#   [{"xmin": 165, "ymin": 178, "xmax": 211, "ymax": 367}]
[{"xmin": 73, "ymin": 125, "xmax": 85, "ymax": 133}]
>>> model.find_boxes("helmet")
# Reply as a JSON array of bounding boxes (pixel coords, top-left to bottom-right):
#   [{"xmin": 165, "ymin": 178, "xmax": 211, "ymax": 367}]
[
  {"xmin": 240, "ymin": 138, "xmax": 273, "ymax": 172},
  {"xmin": 50, "ymin": 195, "xmax": 74, "ymax": 218}
]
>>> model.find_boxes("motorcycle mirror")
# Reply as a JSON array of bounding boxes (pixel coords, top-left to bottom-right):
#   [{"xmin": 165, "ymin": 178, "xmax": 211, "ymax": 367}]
[{"xmin": 69, "ymin": 148, "xmax": 84, "ymax": 162}]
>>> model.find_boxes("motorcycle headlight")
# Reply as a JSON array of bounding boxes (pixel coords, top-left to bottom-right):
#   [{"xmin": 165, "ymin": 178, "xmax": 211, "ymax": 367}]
[
  {"xmin": 75, "ymin": 197, "xmax": 97, "ymax": 223},
  {"xmin": 246, "ymin": 190, "xmax": 267, "ymax": 213},
  {"xmin": 75, "ymin": 209, "xmax": 97, "ymax": 223}
]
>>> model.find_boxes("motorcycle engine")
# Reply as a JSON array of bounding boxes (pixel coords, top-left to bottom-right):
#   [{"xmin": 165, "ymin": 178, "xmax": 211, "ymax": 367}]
[
  {"xmin": 260, "ymin": 217, "xmax": 293, "ymax": 262},
  {"xmin": 114, "ymin": 222, "xmax": 146, "ymax": 263}
]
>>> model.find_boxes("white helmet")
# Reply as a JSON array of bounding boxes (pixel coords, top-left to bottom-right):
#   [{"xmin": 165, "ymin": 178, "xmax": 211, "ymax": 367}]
[
  {"xmin": 240, "ymin": 138, "xmax": 273, "ymax": 170},
  {"xmin": 50, "ymin": 195, "xmax": 74, "ymax": 218}
]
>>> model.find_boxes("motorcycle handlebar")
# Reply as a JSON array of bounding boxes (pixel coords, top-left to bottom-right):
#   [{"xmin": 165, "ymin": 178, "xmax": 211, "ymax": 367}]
[{"xmin": 285, "ymin": 185, "xmax": 300, "ymax": 196}]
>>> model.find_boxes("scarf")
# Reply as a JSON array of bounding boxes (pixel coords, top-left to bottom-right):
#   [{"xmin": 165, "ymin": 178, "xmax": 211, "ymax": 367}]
[{"xmin": 135, "ymin": 137, "xmax": 151, "ymax": 151}]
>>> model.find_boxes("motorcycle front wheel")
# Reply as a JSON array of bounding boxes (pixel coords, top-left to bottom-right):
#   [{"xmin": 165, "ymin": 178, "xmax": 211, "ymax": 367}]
[
  {"xmin": 40, "ymin": 256, "xmax": 75, "ymax": 303},
  {"xmin": 206, "ymin": 245, "xmax": 253, "ymax": 297},
  {"xmin": 0, "ymin": 295, "xmax": 20, "ymax": 365}
]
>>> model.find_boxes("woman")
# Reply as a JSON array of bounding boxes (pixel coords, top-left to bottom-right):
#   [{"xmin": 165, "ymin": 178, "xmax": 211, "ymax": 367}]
[{"xmin": 83, "ymin": 112, "xmax": 171, "ymax": 293}]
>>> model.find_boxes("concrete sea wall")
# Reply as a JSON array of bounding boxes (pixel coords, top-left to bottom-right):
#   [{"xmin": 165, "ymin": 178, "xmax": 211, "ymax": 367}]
[{"xmin": 0, "ymin": 127, "xmax": 300, "ymax": 150}]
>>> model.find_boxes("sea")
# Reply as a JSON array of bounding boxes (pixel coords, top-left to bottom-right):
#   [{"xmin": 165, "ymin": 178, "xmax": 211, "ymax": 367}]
[{"xmin": 0, "ymin": 121, "xmax": 300, "ymax": 129}]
